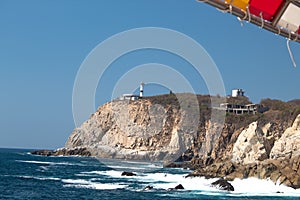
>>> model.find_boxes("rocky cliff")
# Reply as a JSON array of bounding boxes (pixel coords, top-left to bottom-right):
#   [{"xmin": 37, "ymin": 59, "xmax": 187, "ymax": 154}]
[
  {"xmin": 65, "ymin": 94, "xmax": 199, "ymax": 162},
  {"xmin": 190, "ymin": 115, "xmax": 300, "ymax": 189},
  {"xmin": 57, "ymin": 94, "xmax": 300, "ymax": 188}
]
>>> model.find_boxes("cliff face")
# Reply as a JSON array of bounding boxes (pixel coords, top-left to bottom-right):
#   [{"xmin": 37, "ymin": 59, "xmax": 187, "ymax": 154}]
[
  {"xmin": 231, "ymin": 122, "xmax": 270, "ymax": 165},
  {"xmin": 63, "ymin": 94, "xmax": 300, "ymax": 188},
  {"xmin": 190, "ymin": 115, "xmax": 300, "ymax": 189},
  {"xmin": 270, "ymin": 115, "xmax": 300, "ymax": 159},
  {"xmin": 65, "ymin": 98, "xmax": 197, "ymax": 162}
]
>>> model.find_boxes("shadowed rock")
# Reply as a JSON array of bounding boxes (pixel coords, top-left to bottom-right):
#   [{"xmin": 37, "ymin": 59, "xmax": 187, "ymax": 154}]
[
  {"xmin": 31, "ymin": 150, "xmax": 54, "ymax": 156},
  {"xmin": 211, "ymin": 179, "xmax": 234, "ymax": 191},
  {"xmin": 144, "ymin": 186, "xmax": 154, "ymax": 190},
  {"xmin": 31, "ymin": 147, "xmax": 91, "ymax": 157},
  {"xmin": 175, "ymin": 184, "xmax": 184, "ymax": 189},
  {"xmin": 121, "ymin": 172, "xmax": 136, "ymax": 176},
  {"xmin": 168, "ymin": 184, "xmax": 184, "ymax": 190}
]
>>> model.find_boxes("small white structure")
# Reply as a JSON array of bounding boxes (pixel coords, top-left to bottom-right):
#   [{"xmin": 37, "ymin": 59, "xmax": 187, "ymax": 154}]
[
  {"xmin": 232, "ymin": 89, "xmax": 245, "ymax": 97},
  {"xmin": 120, "ymin": 82, "xmax": 145, "ymax": 101},
  {"xmin": 140, "ymin": 82, "xmax": 144, "ymax": 97},
  {"xmin": 120, "ymin": 94, "xmax": 140, "ymax": 101}
]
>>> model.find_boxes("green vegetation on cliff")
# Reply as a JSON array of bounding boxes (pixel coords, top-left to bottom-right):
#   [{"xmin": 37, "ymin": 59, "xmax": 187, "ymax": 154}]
[{"xmin": 145, "ymin": 93, "xmax": 300, "ymax": 129}]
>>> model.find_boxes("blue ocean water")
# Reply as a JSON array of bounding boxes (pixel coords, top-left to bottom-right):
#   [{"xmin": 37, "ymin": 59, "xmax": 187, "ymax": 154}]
[{"xmin": 0, "ymin": 148, "xmax": 299, "ymax": 200}]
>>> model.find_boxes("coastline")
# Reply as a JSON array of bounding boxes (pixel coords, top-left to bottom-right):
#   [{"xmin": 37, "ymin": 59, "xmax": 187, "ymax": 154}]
[{"xmin": 21, "ymin": 149, "xmax": 300, "ymax": 196}]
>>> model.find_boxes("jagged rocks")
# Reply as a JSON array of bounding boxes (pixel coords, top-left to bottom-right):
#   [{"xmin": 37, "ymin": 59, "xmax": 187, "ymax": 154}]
[
  {"xmin": 54, "ymin": 147, "xmax": 92, "ymax": 156},
  {"xmin": 189, "ymin": 161, "xmax": 236, "ymax": 179},
  {"xmin": 174, "ymin": 184, "xmax": 184, "ymax": 189},
  {"xmin": 163, "ymin": 161, "xmax": 194, "ymax": 170},
  {"xmin": 231, "ymin": 122, "xmax": 270, "ymax": 165},
  {"xmin": 31, "ymin": 150, "xmax": 55, "ymax": 156},
  {"xmin": 190, "ymin": 156, "xmax": 300, "ymax": 189},
  {"xmin": 270, "ymin": 114, "xmax": 300, "ymax": 159},
  {"xmin": 211, "ymin": 179, "xmax": 234, "ymax": 191},
  {"xmin": 31, "ymin": 147, "xmax": 91, "ymax": 157}
]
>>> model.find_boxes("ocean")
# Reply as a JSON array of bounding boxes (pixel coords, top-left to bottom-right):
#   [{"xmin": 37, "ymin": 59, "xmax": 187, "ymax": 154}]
[{"xmin": 1, "ymin": 148, "xmax": 300, "ymax": 199}]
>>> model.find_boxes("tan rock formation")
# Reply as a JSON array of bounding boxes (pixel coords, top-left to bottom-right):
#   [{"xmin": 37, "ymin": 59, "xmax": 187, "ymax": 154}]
[
  {"xmin": 65, "ymin": 99, "xmax": 197, "ymax": 162},
  {"xmin": 231, "ymin": 122, "xmax": 270, "ymax": 164},
  {"xmin": 270, "ymin": 114, "xmax": 300, "ymax": 159}
]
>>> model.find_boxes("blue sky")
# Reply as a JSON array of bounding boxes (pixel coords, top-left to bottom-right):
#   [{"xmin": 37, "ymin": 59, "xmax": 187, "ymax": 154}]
[{"xmin": 0, "ymin": 0, "xmax": 299, "ymax": 149}]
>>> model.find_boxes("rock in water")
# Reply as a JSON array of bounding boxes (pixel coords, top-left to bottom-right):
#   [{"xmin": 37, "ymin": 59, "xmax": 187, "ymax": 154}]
[
  {"xmin": 168, "ymin": 184, "xmax": 184, "ymax": 190},
  {"xmin": 143, "ymin": 186, "xmax": 154, "ymax": 190},
  {"xmin": 31, "ymin": 147, "xmax": 91, "ymax": 157},
  {"xmin": 174, "ymin": 184, "xmax": 184, "ymax": 189},
  {"xmin": 121, "ymin": 172, "xmax": 136, "ymax": 176},
  {"xmin": 54, "ymin": 147, "xmax": 92, "ymax": 156},
  {"xmin": 211, "ymin": 179, "xmax": 234, "ymax": 191},
  {"xmin": 31, "ymin": 150, "xmax": 54, "ymax": 156}
]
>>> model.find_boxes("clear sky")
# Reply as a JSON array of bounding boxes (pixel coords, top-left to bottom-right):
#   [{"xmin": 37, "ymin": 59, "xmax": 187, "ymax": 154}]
[{"xmin": 0, "ymin": 0, "xmax": 299, "ymax": 149}]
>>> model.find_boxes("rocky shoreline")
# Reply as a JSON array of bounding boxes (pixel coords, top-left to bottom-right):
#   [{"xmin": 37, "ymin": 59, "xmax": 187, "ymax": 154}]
[
  {"xmin": 32, "ymin": 95, "xmax": 300, "ymax": 189},
  {"xmin": 31, "ymin": 147, "xmax": 300, "ymax": 189},
  {"xmin": 30, "ymin": 149, "xmax": 236, "ymax": 191},
  {"xmin": 188, "ymin": 156, "xmax": 300, "ymax": 189},
  {"xmin": 31, "ymin": 147, "xmax": 91, "ymax": 157}
]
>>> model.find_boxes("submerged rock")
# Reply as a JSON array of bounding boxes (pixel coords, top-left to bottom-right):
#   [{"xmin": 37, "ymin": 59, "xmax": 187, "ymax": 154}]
[
  {"xmin": 211, "ymin": 179, "xmax": 234, "ymax": 191},
  {"xmin": 143, "ymin": 185, "xmax": 154, "ymax": 190}
]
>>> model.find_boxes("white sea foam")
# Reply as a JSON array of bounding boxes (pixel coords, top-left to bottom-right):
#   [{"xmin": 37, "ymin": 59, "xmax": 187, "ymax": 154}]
[
  {"xmin": 18, "ymin": 175, "xmax": 61, "ymax": 181},
  {"xmin": 16, "ymin": 160, "xmax": 54, "ymax": 165},
  {"xmin": 105, "ymin": 165, "xmax": 153, "ymax": 171},
  {"xmin": 64, "ymin": 183, "xmax": 128, "ymax": 190},
  {"xmin": 38, "ymin": 166, "xmax": 49, "ymax": 171},
  {"xmin": 101, "ymin": 160, "xmax": 162, "ymax": 172},
  {"xmin": 62, "ymin": 179, "xmax": 91, "ymax": 184},
  {"xmin": 82, "ymin": 170, "xmax": 138, "ymax": 178},
  {"xmin": 84, "ymin": 168, "xmax": 300, "ymax": 196},
  {"xmin": 91, "ymin": 183, "xmax": 127, "ymax": 190},
  {"xmin": 16, "ymin": 160, "xmax": 84, "ymax": 166},
  {"xmin": 75, "ymin": 173, "xmax": 95, "ymax": 177},
  {"xmin": 149, "ymin": 174, "xmax": 300, "ymax": 197},
  {"xmin": 117, "ymin": 160, "xmax": 154, "ymax": 165},
  {"xmin": 229, "ymin": 177, "xmax": 300, "ymax": 197},
  {"xmin": 62, "ymin": 178, "xmax": 128, "ymax": 190},
  {"xmin": 148, "ymin": 174, "xmax": 221, "ymax": 191}
]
